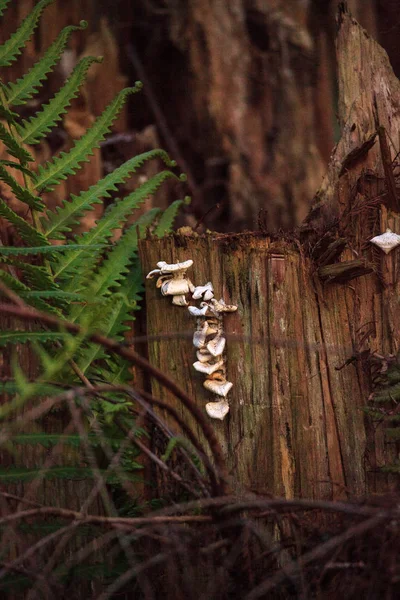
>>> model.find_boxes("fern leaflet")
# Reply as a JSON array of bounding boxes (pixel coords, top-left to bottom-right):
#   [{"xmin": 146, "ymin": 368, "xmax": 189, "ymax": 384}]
[
  {"xmin": 0, "ymin": 165, "xmax": 44, "ymax": 210},
  {"xmin": 0, "ymin": 331, "xmax": 67, "ymax": 347},
  {"xmin": 154, "ymin": 196, "xmax": 190, "ymax": 237},
  {"xmin": 54, "ymin": 170, "xmax": 181, "ymax": 282},
  {"xmin": 33, "ymin": 83, "xmax": 143, "ymax": 192},
  {"xmin": 0, "ymin": 0, "xmax": 54, "ymax": 67},
  {"xmin": 0, "ymin": 122, "xmax": 33, "ymax": 163},
  {"xmin": 0, "ymin": 198, "xmax": 48, "ymax": 246},
  {"xmin": 4, "ymin": 21, "xmax": 87, "ymax": 106},
  {"xmin": 17, "ymin": 55, "xmax": 103, "ymax": 145},
  {"xmin": 42, "ymin": 149, "xmax": 175, "ymax": 239}
]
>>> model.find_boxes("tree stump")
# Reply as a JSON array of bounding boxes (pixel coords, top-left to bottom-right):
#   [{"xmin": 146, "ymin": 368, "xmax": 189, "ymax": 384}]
[{"xmin": 139, "ymin": 6, "xmax": 400, "ymax": 501}]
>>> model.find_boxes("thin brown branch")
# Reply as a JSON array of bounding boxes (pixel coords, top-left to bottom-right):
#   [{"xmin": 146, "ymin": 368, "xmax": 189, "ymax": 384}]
[{"xmin": 0, "ymin": 301, "xmax": 229, "ymax": 493}]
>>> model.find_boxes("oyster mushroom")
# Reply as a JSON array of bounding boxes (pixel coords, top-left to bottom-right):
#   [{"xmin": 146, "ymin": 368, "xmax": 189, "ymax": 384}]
[
  {"xmin": 370, "ymin": 229, "xmax": 400, "ymax": 254},
  {"xmin": 206, "ymin": 400, "xmax": 229, "ymax": 420},
  {"xmin": 192, "ymin": 282, "xmax": 214, "ymax": 301},
  {"xmin": 193, "ymin": 359, "xmax": 225, "ymax": 375},
  {"xmin": 203, "ymin": 379, "xmax": 233, "ymax": 397}
]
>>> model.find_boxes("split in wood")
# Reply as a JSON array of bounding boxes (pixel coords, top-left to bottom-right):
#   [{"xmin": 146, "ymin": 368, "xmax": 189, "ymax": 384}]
[{"xmin": 318, "ymin": 259, "xmax": 374, "ymax": 283}]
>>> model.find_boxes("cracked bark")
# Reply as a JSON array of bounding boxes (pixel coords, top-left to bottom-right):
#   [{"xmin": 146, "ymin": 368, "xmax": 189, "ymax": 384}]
[{"xmin": 139, "ymin": 7, "xmax": 400, "ymax": 500}]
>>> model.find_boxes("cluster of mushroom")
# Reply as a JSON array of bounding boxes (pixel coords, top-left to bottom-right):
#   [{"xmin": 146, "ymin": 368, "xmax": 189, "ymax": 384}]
[{"xmin": 146, "ymin": 259, "xmax": 237, "ymax": 421}]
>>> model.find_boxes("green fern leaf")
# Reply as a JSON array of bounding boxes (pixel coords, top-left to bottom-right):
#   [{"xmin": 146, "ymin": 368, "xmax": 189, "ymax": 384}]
[
  {"xmin": 0, "ymin": 122, "xmax": 33, "ymax": 163},
  {"xmin": 0, "ymin": 0, "xmax": 12, "ymax": 18},
  {"xmin": 0, "ymin": 270, "xmax": 60, "ymax": 314},
  {"xmin": 0, "ymin": 331, "xmax": 67, "ymax": 347},
  {"xmin": 76, "ymin": 296, "xmax": 126, "ymax": 374},
  {"xmin": 0, "ymin": 198, "xmax": 48, "ymax": 246},
  {"xmin": 4, "ymin": 21, "xmax": 88, "ymax": 106},
  {"xmin": 0, "ymin": 105, "xmax": 19, "ymax": 123},
  {"xmin": 84, "ymin": 208, "xmax": 160, "ymax": 299},
  {"xmin": 0, "ymin": 165, "xmax": 44, "ymax": 210},
  {"xmin": 70, "ymin": 211, "xmax": 159, "ymax": 326},
  {"xmin": 17, "ymin": 55, "xmax": 103, "ymax": 145},
  {"xmin": 54, "ymin": 170, "xmax": 181, "ymax": 282},
  {"xmin": 0, "ymin": 160, "xmax": 34, "ymax": 177},
  {"xmin": 33, "ymin": 83, "xmax": 143, "ymax": 192},
  {"xmin": 0, "ymin": 0, "xmax": 54, "ymax": 67},
  {"xmin": 10, "ymin": 433, "xmax": 122, "ymax": 448},
  {"xmin": 154, "ymin": 196, "xmax": 190, "ymax": 237},
  {"xmin": 0, "ymin": 466, "xmax": 141, "ymax": 482},
  {"xmin": 0, "ymin": 259, "xmax": 56, "ymax": 291},
  {"xmin": 0, "ymin": 380, "xmax": 61, "ymax": 396},
  {"xmin": 42, "ymin": 149, "xmax": 175, "ymax": 239},
  {"xmin": 0, "ymin": 243, "xmax": 104, "ymax": 256}
]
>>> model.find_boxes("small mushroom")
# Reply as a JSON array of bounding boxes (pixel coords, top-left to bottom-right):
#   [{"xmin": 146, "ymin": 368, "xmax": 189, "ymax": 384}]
[
  {"xmin": 208, "ymin": 298, "xmax": 238, "ymax": 316},
  {"xmin": 196, "ymin": 349, "xmax": 213, "ymax": 363},
  {"xmin": 206, "ymin": 400, "xmax": 229, "ymax": 420},
  {"xmin": 207, "ymin": 331, "xmax": 226, "ymax": 356},
  {"xmin": 192, "ymin": 282, "xmax": 214, "ymax": 301},
  {"xmin": 193, "ymin": 321, "xmax": 209, "ymax": 348},
  {"xmin": 161, "ymin": 278, "xmax": 192, "ymax": 297},
  {"xmin": 193, "ymin": 359, "xmax": 224, "ymax": 375},
  {"xmin": 370, "ymin": 229, "xmax": 400, "ymax": 254},
  {"xmin": 188, "ymin": 304, "xmax": 209, "ymax": 317},
  {"xmin": 203, "ymin": 379, "xmax": 233, "ymax": 397},
  {"xmin": 156, "ymin": 259, "xmax": 194, "ymax": 273}
]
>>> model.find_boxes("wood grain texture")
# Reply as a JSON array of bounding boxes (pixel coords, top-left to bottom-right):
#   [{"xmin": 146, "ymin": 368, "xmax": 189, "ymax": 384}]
[{"xmin": 139, "ymin": 230, "xmax": 400, "ymax": 500}]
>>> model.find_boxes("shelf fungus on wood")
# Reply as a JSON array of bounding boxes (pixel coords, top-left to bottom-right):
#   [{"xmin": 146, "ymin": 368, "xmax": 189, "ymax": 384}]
[
  {"xmin": 189, "ymin": 284, "xmax": 237, "ymax": 421},
  {"xmin": 146, "ymin": 259, "xmax": 238, "ymax": 421},
  {"xmin": 370, "ymin": 229, "xmax": 400, "ymax": 254},
  {"xmin": 146, "ymin": 259, "xmax": 194, "ymax": 305}
]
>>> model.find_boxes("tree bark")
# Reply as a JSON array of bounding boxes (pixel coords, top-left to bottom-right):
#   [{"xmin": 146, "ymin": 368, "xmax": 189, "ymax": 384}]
[{"xmin": 139, "ymin": 6, "xmax": 400, "ymax": 501}]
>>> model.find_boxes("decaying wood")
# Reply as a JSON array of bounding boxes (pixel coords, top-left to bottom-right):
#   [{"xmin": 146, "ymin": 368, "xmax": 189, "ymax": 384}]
[{"xmin": 139, "ymin": 7, "xmax": 400, "ymax": 501}]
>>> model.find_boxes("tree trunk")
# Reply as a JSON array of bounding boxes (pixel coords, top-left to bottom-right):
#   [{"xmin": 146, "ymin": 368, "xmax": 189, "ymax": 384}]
[{"xmin": 139, "ymin": 6, "xmax": 400, "ymax": 501}]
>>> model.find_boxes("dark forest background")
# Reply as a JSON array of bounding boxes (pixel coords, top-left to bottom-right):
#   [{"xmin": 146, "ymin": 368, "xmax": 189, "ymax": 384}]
[{"xmin": 1, "ymin": 0, "xmax": 400, "ymax": 234}]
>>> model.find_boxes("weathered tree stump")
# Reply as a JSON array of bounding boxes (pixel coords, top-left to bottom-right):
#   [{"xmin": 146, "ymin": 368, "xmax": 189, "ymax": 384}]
[{"xmin": 139, "ymin": 6, "xmax": 400, "ymax": 501}]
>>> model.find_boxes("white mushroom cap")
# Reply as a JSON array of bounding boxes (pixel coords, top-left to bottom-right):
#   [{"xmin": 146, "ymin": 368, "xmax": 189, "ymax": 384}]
[
  {"xmin": 193, "ymin": 321, "xmax": 209, "ymax": 348},
  {"xmin": 370, "ymin": 229, "xmax": 400, "ymax": 254},
  {"xmin": 161, "ymin": 278, "xmax": 192, "ymax": 297},
  {"xmin": 196, "ymin": 349, "xmax": 213, "ymax": 363},
  {"xmin": 206, "ymin": 400, "xmax": 229, "ymax": 420},
  {"xmin": 156, "ymin": 259, "xmax": 193, "ymax": 272},
  {"xmin": 188, "ymin": 304, "xmax": 209, "ymax": 317},
  {"xmin": 207, "ymin": 331, "xmax": 226, "ymax": 356},
  {"xmin": 203, "ymin": 379, "xmax": 233, "ymax": 397},
  {"xmin": 193, "ymin": 359, "xmax": 224, "ymax": 375},
  {"xmin": 209, "ymin": 298, "xmax": 238, "ymax": 315},
  {"xmin": 192, "ymin": 282, "xmax": 214, "ymax": 301}
]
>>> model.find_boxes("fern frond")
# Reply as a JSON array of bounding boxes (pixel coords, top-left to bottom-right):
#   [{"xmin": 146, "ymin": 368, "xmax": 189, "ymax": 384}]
[
  {"xmin": 17, "ymin": 55, "xmax": 103, "ymax": 145},
  {"xmin": 0, "ymin": 0, "xmax": 54, "ymax": 67},
  {"xmin": 4, "ymin": 21, "xmax": 88, "ymax": 107},
  {"xmin": 0, "ymin": 259, "xmax": 57, "ymax": 292},
  {"xmin": 0, "ymin": 380, "xmax": 62, "ymax": 396},
  {"xmin": 0, "ymin": 331, "xmax": 67, "ymax": 347},
  {"xmin": 10, "ymin": 433, "xmax": 123, "ymax": 448},
  {"xmin": 84, "ymin": 208, "xmax": 160, "ymax": 299},
  {"xmin": 54, "ymin": 170, "xmax": 182, "ymax": 282},
  {"xmin": 42, "ymin": 149, "xmax": 175, "ymax": 239},
  {"xmin": 33, "ymin": 83, "xmax": 143, "ymax": 192},
  {"xmin": 0, "ymin": 165, "xmax": 44, "ymax": 210},
  {"xmin": 0, "ymin": 122, "xmax": 33, "ymax": 163},
  {"xmin": 0, "ymin": 198, "xmax": 48, "ymax": 246},
  {"xmin": 76, "ymin": 296, "xmax": 126, "ymax": 374},
  {"xmin": 0, "ymin": 0, "xmax": 12, "ymax": 18},
  {"xmin": 154, "ymin": 196, "xmax": 190, "ymax": 237},
  {"xmin": 0, "ymin": 466, "xmax": 141, "ymax": 482},
  {"xmin": 0, "ymin": 243, "xmax": 104, "ymax": 256},
  {"xmin": 0, "ymin": 270, "xmax": 60, "ymax": 314},
  {"xmin": 0, "ymin": 105, "xmax": 18, "ymax": 123}
]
